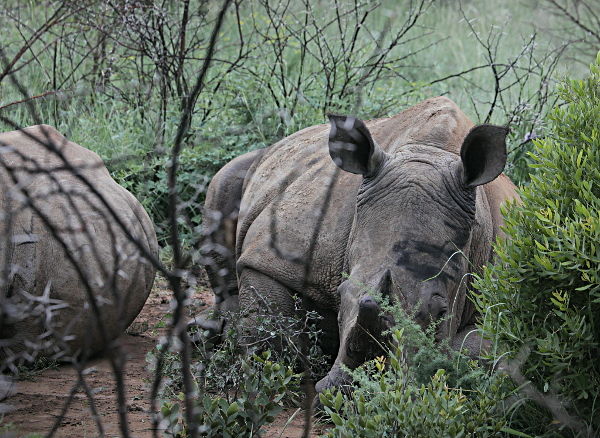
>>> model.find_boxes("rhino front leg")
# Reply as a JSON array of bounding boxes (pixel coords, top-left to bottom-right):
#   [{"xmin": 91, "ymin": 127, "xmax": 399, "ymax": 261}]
[
  {"xmin": 237, "ymin": 268, "xmax": 302, "ymax": 354},
  {"xmin": 236, "ymin": 268, "xmax": 340, "ymax": 369}
]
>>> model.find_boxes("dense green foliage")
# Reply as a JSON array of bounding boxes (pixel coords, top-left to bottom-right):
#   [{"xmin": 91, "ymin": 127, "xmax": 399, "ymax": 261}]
[
  {"xmin": 147, "ymin": 303, "xmax": 329, "ymax": 401},
  {"xmin": 147, "ymin": 302, "xmax": 329, "ymax": 437},
  {"xmin": 476, "ymin": 53, "xmax": 600, "ymax": 436},
  {"xmin": 159, "ymin": 350, "xmax": 300, "ymax": 437},
  {"xmin": 375, "ymin": 291, "xmax": 487, "ymax": 391},
  {"xmin": 320, "ymin": 330, "xmax": 512, "ymax": 438}
]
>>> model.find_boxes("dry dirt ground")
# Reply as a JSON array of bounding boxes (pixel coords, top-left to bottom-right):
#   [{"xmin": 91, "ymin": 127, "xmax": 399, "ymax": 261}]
[{"xmin": 1, "ymin": 275, "xmax": 328, "ymax": 438}]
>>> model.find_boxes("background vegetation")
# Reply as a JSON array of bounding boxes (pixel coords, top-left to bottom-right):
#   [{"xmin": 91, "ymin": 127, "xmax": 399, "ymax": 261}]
[
  {"xmin": 1, "ymin": 0, "xmax": 599, "ymax": 436},
  {"xmin": 0, "ymin": 0, "xmax": 590, "ymax": 250}
]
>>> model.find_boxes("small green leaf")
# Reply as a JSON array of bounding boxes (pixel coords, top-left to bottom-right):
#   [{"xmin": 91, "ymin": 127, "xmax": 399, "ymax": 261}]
[
  {"xmin": 357, "ymin": 401, "xmax": 365, "ymax": 416},
  {"xmin": 330, "ymin": 412, "xmax": 344, "ymax": 426},
  {"xmin": 319, "ymin": 392, "xmax": 334, "ymax": 408},
  {"xmin": 335, "ymin": 390, "xmax": 343, "ymax": 412},
  {"xmin": 500, "ymin": 427, "xmax": 534, "ymax": 437},
  {"xmin": 226, "ymin": 401, "xmax": 239, "ymax": 416}
]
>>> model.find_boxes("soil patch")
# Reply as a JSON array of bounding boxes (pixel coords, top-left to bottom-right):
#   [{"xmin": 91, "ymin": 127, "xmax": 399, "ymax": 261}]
[{"xmin": 1, "ymin": 276, "xmax": 327, "ymax": 437}]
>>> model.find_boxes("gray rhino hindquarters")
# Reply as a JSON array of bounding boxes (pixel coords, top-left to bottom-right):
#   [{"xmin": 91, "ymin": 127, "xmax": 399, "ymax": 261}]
[
  {"xmin": 0, "ymin": 125, "xmax": 158, "ymax": 368},
  {"xmin": 196, "ymin": 96, "xmax": 519, "ymax": 410}
]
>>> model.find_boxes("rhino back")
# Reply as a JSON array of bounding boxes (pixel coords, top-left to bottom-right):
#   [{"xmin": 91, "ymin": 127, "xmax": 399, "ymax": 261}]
[{"xmin": 359, "ymin": 97, "xmax": 475, "ymax": 154}]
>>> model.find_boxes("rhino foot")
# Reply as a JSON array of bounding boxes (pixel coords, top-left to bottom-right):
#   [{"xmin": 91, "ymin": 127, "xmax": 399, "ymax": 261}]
[
  {"xmin": 312, "ymin": 364, "xmax": 353, "ymax": 414},
  {"xmin": 187, "ymin": 294, "xmax": 239, "ymax": 345},
  {"xmin": 187, "ymin": 306, "xmax": 225, "ymax": 344}
]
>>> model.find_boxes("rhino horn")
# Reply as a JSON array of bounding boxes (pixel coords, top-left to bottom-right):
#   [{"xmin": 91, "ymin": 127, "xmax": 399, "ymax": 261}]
[
  {"xmin": 344, "ymin": 292, "xmax": 390, "ymax": 368},
  {"xmin": 378, "ymin": 268, "xmax": 394, "ymax": 299},
  {"xmin": 357, "ymin": 295, "xmax": 380, "ymax": 330}
]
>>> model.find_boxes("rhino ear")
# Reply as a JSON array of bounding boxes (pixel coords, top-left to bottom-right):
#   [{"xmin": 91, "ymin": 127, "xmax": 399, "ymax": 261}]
[
  {"xmin": 459, "ymin": 124, "xmax": 509, "ymax": 188},
  {"xmin": 328, "ymin": 115, "xmax": 384, "ymax": 176}
]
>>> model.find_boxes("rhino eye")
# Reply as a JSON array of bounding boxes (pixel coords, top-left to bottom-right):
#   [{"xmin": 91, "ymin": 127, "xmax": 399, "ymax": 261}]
[
  {"xmin": 438, "ymin": 309, "xmax": 447, "ymax": 319},
  {"xmin": 430, "ymin": 294, "xmax": 447, "ymax": 321}
]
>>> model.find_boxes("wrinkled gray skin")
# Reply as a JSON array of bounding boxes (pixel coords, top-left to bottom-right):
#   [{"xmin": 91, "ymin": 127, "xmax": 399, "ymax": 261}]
[
  {"xmin": 194, "ymin": 97, "xmax": 518, "ymax": 407},
  {"xmin": 0, "ymin": 125, "xmax": 158, "ymax": 367}
]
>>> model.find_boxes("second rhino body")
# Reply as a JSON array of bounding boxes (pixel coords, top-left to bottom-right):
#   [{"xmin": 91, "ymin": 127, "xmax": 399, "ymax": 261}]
[{"xmin": 198, "ymin": 96, "xmax": 518, "ymax": 401}]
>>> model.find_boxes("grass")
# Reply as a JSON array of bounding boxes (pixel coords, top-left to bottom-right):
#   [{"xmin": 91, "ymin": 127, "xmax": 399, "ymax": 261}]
[{"xmin": 0, "ymin": 415, "xmax": 44, "ymax": 438}]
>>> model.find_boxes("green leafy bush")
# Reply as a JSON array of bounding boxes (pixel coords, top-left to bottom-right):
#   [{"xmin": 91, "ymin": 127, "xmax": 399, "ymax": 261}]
[
  {"xmin": 319, "ymin": 329, "xmax": 513, "ymax": 438},
  {"xmin": 147, "ymin": 295, "xmax": 330, "ymax": 402},
  {"xmin": 113, "ymin": 150, "xmax": 213, "ymax": 249},
  {"xmin": 476, "ymin": 53, "xmax": 600, "ymax": 435},
  {"xmin": 159, "ymin": 350, "xmax": 300, "ymax": 438},
  {"xmin": 369, "ymin": 286, "xmax": 489, "ymax": 392},
  {"xmin": 148, "ymin": 297, "xmax": 331, "ymax": 437}
]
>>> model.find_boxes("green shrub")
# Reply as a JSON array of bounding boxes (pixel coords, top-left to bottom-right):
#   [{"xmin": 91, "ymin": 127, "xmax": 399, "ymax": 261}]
[
  {"xmin": 319, "ymin": 329, "xmax": 513, "ymax": 438},
  {"xmin": 159, "ymin": 350, "xmax": 300, "ymax": 438},
  {"xmin": 147, "ymin": 295, "xmax": 330, "ymax": 402},
  {"xmin": 15, "ymin": 357, "xmax": 60, "ymax": 380},
  {"xmin": 313, "ymin": 277, "xmax": 525, "ymax": 437},
  {"xmin": 147, "ymin": 298, "xmax": 330, "ymax": 437},
  {"xmin": 113, "ymin": 150, "xmax": 212, "ymax": 249},
  {"xmin": 375, "ymin": 293, "xmax": 489, "ymax": 392},
  {"xmin": 475, "ymin": 53, "xmax": 600, "ymax": 436}
]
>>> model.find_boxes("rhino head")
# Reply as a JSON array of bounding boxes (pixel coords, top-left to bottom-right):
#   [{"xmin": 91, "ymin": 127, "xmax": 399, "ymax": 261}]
[{"xmin": 314, "ymin": 115, "xmax": 508, "ymax": 400}]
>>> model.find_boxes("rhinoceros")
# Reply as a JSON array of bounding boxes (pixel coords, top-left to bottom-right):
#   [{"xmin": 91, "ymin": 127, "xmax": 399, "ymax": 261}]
[
  {"xmin": 0, "ymin": 125, "xmax": 158, "ymax": 369},
  {"xmin": 195, "ymin": 96, "xmax": 518, "ymax": 403}
]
